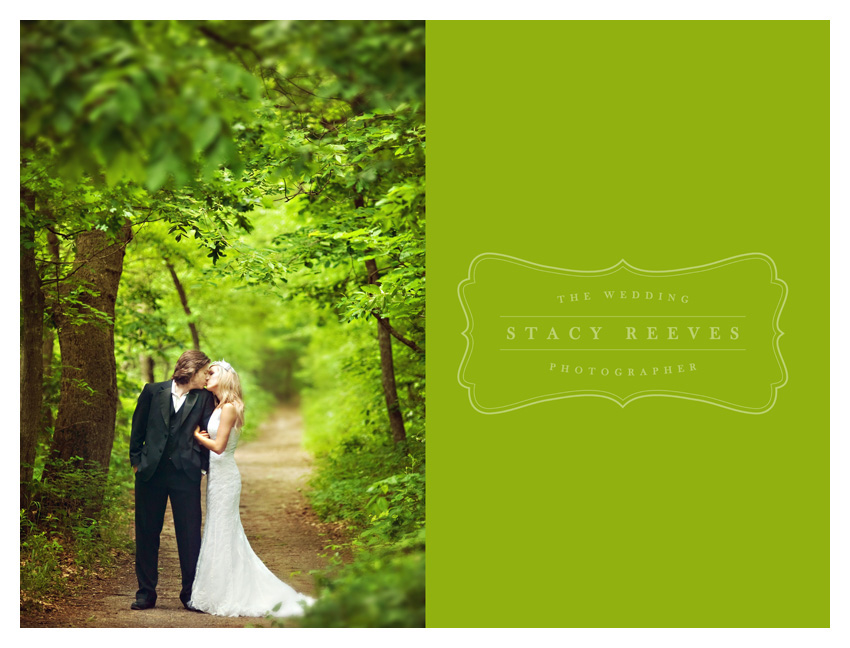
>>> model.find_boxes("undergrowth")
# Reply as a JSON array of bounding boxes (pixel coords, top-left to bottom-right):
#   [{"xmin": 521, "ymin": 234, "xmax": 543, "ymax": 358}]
[
  {"xmin": 20, "ymin": 454, "xmax": 133, "ymax": 613},
  {"xmin": 280, "ymin": 425, "xmax": 425, "ymax": 628}
]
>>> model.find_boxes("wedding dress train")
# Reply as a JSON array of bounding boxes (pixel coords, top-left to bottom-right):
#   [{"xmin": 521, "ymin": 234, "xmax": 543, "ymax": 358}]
[{"xmin": 189, "ymin": 408, "xmax": 315, "ymax": 617}]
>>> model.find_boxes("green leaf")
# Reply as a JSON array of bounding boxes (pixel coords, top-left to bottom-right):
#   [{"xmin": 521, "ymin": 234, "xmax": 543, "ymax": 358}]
[{"xmin": 194, "ymin": 115, "xmax": 221, "ymax": 152}]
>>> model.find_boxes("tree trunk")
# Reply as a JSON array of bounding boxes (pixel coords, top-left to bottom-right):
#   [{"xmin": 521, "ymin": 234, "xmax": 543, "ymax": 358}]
[
  {"xmin": 20, "ymin": 189, "xmax": 44, "ymax": 507},
  {"xmin": 41, "ymin": 230, "xmax": 60, "ymax": 439},
  {"xmin": 41, "ymin": 327, "xmax": 55, "ymax": 434},
  {"xmin": 140, "ymin": 354, "xmax": 156, "ymax": 383},
  {"xmin": 365, "ymin": 258, "xmax": 406, "ymax": 444},
  {"xmin": 165, "ymin": 259, "xmax": 200, "ymax": 350},
  {"xmin": 48, "ymin": 220, "xmax": 133, "ymax": 485},
  {"xmin": 284, "ymin": 360, "xmax": 293, "ymax": 400}
]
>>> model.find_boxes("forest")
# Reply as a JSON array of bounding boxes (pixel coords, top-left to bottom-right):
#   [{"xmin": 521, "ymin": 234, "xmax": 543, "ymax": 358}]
[{"xmin": 20, "ymin": 20, "xmax": 425, "ymax": 627}]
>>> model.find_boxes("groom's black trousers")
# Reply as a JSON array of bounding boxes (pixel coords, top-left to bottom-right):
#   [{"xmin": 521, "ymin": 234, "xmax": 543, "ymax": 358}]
[{"xmin": 134, "ymin": 458, "xmax": 202, "ymax": 605}]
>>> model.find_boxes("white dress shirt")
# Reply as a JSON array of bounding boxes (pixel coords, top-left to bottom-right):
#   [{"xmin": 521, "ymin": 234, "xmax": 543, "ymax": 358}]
[{"xmin": 171, "ymin": 380, "xmax": 189, "ymax": 413}]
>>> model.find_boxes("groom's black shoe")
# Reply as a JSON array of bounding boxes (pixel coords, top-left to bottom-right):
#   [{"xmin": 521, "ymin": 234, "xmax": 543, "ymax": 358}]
[
  {"xmin": 184, "ymin": 603, "xmax": 205, "ymax": 613},
  {"xmin": 130, "ymin": 599, "xmax": 156, "ymax": 610}
]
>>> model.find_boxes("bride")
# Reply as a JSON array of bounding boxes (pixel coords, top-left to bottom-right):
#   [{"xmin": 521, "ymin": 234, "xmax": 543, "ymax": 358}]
[{"xmin": 189, "ymin": 360, "xmax": 315, "ymax": 617}]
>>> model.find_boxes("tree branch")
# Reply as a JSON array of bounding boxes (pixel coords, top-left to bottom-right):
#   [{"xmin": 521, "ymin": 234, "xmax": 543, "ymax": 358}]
[
  {"xmin": 197, "ymin": 25, "xmax": 259, "ymax": 72},
  {"xmin": 165, "ymin": 259, "xmax": 201, "ymax": 350},
  {"xmin": 371, "ymin": 310, "xmax": 424, "ymax": 355}
]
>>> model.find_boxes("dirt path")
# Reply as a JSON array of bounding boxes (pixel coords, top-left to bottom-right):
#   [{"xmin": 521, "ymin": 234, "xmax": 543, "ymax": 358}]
[{"xmin": 21, "ymin": 405, "xmax": 345, "ymax": 628}]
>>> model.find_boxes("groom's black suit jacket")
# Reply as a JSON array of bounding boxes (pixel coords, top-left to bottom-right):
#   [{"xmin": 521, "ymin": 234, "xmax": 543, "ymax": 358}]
[{"xmin": 129, "ymin": 380, "xmax": 215, "ymax": 482}]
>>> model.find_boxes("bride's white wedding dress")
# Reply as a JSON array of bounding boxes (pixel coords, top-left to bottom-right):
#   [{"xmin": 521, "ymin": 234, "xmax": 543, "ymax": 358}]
[{"xmin": 189, "ymin": 408, "xmax": 315, "ymax": 617}]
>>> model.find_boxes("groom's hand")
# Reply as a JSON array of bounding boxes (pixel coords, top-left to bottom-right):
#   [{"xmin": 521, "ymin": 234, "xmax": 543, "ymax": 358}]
[{"xmin": 132, "ymin": 465, "xmax": 138, "ymax": 474}]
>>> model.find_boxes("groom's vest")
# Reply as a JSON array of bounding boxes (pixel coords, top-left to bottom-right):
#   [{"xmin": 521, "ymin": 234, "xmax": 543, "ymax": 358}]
[{"xmin": 163, "ymin": 399, "xmax": 183, "ymax": 471}]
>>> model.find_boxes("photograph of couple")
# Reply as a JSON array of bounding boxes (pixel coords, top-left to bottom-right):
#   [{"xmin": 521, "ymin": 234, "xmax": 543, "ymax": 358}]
[
  {"xmin": 20, "ymin": 19, "xmax": 425, "ymax": 628},
  {"xmin": 130, "ymin": 350, "xmax": 313, "ymax": 617}
]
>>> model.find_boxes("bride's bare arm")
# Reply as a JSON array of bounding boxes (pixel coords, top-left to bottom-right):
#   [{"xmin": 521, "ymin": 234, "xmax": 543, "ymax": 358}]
[{"xmin": 193, "ymin": 404, "xmax": 238, "ymax": 455}]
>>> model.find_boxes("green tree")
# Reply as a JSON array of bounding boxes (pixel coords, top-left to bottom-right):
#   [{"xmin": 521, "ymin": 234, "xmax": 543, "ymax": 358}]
[
  {"xmin": 21, "ymin": 20, "xmax": 262, "ymax": 501},
  {"xmin": 220, "ymin": 20, "xmax": 426, "ymax": 443}
]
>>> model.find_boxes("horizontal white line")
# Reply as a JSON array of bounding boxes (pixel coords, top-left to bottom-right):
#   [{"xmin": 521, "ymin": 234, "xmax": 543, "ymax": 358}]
[
  {"xmin": 499, "ymin": 348, "xmax": 747, "ymax": 352},
  {"xmin": 499, "ymin": 315, "xmax": 747, "ymax": 318}
]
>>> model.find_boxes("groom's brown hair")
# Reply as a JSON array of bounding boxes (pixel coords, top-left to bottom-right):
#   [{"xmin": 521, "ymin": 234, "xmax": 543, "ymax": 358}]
[{"xmin": 171, "ymin": 350, "xmax": 211, "ymax": 385}]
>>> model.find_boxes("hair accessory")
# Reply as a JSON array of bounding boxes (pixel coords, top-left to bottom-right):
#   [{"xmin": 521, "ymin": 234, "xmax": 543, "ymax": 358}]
[{"xmin": 215, "ymin": 360, "xmax": 234, "ymax": 373}]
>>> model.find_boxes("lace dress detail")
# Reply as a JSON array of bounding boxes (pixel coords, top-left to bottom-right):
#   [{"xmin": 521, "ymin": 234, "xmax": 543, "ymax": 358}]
[{"xmin": 189, "ymin": 408, "xmax": 315, "ymax": 617}]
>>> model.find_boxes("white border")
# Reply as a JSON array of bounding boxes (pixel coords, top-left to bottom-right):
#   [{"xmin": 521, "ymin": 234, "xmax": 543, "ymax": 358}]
[{"xmin": 6, "ymin": 6, "xmax": 845, "ymax": 647}]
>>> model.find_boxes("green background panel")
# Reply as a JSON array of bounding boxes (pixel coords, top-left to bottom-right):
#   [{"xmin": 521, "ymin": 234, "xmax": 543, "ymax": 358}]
[{"xmin": 427, "ymin": 21, "xmax": 828, "ymax": 627}]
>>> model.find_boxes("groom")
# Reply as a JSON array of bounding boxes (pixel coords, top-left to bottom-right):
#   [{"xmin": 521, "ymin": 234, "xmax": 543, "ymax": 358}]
[{"xmin": 129, "ymin": 349, "xmax": 215, "ymax": 611}]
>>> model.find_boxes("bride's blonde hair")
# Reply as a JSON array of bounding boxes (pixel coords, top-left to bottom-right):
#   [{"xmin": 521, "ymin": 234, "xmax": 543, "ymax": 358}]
[{"xmin": 211, "ymin": 361, "xmax": 245, "ymax": 428}]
